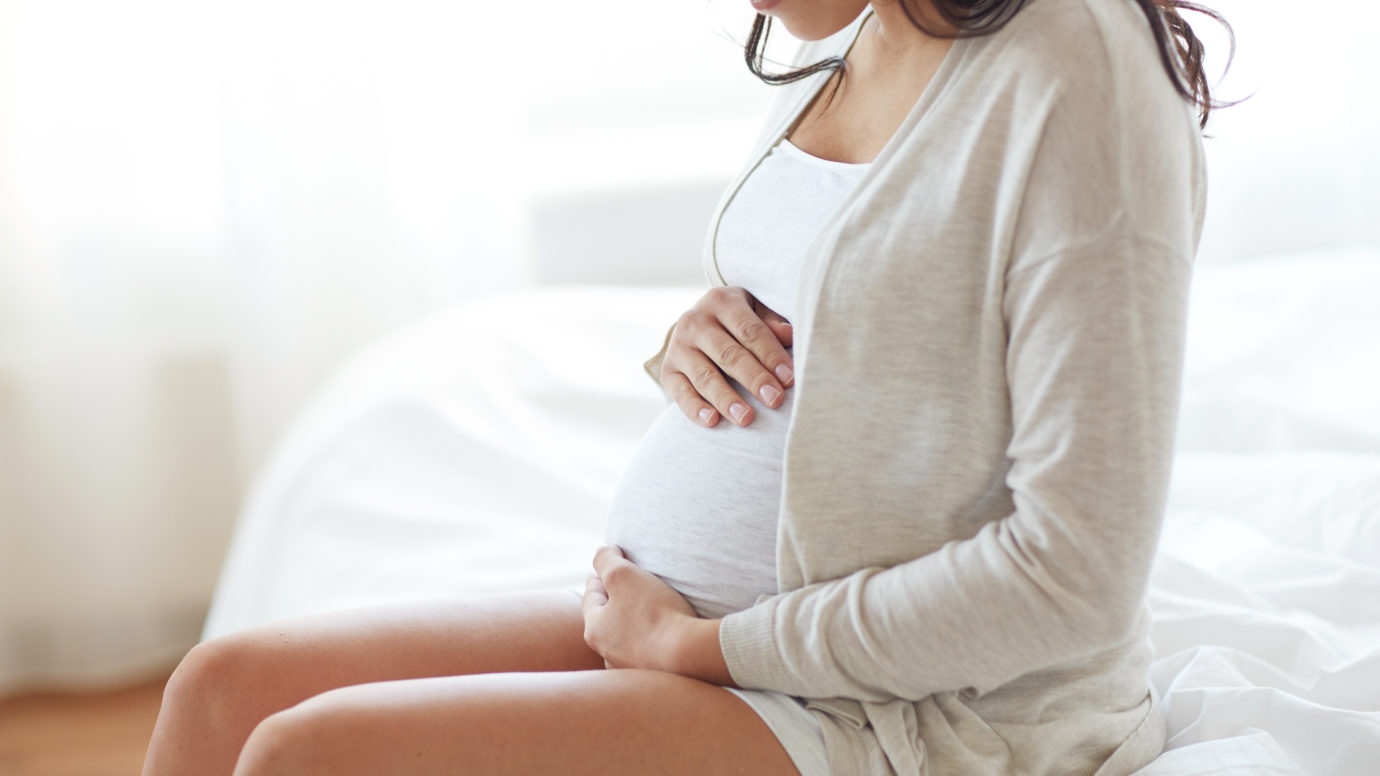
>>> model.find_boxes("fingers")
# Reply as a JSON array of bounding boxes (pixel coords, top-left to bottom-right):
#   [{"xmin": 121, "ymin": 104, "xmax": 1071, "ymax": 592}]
[
  {"xmin": 727, "ymin": 297, "xmax": 794, "ymax": 392},
  {"xmin": 698, "ymin": 320, "xmax": 791, "ymax": 407},
  {"xmin": 667, "ymin": 349, "xmax": 754, "ymax": 427},
  {"xmin": 585, "ymin": 546, "xmax": 627, "ymax": 667},
  {"xmin": 758, "ymin": 308, "xmax": 794, "ymax": 349},
  {"xmin": 660, "ymin": 286, "xmax": 796, "ymax": 428},
  {"xmin": 584, "ymin": 572, "xmax": 608, "ymax": 602},
  {"xmin": 661, "ymin": 372, "xmax": 721, "ymax": 427},
  {"xmin": 581, "ymin": 572, "xmax": 608, "ymax": 618}
]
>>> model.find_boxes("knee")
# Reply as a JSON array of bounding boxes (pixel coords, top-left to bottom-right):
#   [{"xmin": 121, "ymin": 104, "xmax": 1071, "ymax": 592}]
[
  {"xmin": 160, "ymin": 635, "xmax": 266, "ymax": 731},
  {"xmin": 232, "ymin": 709, "xmax": 312, "ymax": 776},
  {"xmin": 232, "ymin": 697, "xmax": 356, "ymax": 776}
]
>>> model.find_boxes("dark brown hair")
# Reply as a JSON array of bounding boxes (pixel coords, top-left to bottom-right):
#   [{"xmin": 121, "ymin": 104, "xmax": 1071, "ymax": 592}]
[{"xmin": 745, "ymin": 0, "xmax": 1236, "ymax": 129}]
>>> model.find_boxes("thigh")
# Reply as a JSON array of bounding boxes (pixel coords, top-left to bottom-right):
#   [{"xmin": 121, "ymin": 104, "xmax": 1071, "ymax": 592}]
[
  {"xmin": 234, "ymin": 668, "xmax": 801, "ymax": 776},
  {"xmin": 180, "ymin": 589, "xmax": 601, "ymax": 719}
]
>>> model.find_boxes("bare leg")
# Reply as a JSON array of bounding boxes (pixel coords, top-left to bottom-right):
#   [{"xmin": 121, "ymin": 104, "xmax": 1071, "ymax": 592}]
[
  {"xmin": 231, "ymin": 668, "xmax": 800, "ymax": 776},
  {"xmin": 142, "ymin": 590, "xmax": 602, "ymax": 776}
]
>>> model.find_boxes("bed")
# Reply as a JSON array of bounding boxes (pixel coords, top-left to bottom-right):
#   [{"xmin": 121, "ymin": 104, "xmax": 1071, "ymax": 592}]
[{"xmin": 202, "ymin": 248, "xmax": 1380, "ymax": 775}]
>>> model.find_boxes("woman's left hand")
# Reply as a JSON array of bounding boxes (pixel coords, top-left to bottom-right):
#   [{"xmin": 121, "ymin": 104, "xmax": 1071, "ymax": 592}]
[{"xmin": 581, "ymin": 545, "xmax": 699, "ymax": 673}]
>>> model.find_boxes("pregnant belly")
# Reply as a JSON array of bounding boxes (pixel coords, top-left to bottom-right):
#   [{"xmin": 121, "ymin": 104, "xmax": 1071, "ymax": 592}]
[{"xmin": 603, "ymin": 376, "xmax": 793, "ymax": 619}]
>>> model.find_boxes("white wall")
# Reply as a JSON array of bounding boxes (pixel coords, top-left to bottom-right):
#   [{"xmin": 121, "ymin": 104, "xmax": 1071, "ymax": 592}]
[{"xmin": 1193, "ymin": 0, "xmax": 1380, "ymax": 263}]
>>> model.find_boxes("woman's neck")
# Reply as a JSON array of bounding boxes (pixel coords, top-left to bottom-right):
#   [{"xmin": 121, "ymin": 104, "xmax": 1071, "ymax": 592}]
[{"xmin": 863, "ymin": 0, "xmax": 960, "ymax": 67}]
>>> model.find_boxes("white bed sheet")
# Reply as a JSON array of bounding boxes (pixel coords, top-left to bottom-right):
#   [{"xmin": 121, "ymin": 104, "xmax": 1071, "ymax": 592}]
[{"xmin": 203, "ymin": 251, "xmax": 1380, "ymax": 775}]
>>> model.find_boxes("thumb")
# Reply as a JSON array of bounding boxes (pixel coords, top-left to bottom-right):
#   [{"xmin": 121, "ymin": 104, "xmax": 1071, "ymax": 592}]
[{"xmin": 592, "ymin": 544, "xmax": 627, "ymax": 581}]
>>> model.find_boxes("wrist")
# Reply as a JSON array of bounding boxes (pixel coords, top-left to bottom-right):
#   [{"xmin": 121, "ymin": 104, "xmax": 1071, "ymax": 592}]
[{"xmin": 669, "ymin": 616, "xmax": 735, "ymax": 687}]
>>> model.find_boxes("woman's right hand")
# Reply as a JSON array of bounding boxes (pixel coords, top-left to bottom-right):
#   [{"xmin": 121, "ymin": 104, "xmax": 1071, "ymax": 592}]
[{"xmin": 658, "ymin": 286, "xmax": 794, "ymax": 428}]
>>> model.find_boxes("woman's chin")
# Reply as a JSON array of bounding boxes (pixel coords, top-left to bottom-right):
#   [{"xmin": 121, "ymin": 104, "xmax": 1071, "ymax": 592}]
[{"xmin": 755, "ymin": 2, "xmax": 867, "ymax": 43}]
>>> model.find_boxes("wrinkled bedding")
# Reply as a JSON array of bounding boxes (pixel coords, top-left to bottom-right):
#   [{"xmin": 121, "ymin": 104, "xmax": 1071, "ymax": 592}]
[{"xmin": 203, "ymin": 250, "xmax": 1380, "ymax": 775}]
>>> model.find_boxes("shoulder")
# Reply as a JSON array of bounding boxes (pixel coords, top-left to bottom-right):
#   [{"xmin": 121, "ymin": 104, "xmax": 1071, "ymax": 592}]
[
  {"xmin": 994, "ymin": 0, "xmax": 1173, "ymax": 96},
  {"xmin": 964, "ymin": 0, "xmax": 1206, "ymax": 264},
  {"xmin": 959, "ymin": 0, "xmax": 1197, "ymax": 146},
  {"xmin": 942, "ymin": 0, "xmax": 1200, "ymax": 148}
]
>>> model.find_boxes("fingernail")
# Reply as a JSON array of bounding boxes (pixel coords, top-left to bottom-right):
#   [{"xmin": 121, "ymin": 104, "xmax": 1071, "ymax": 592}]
[
  {"xmin": 729, "ymin": 403, "xmax": 748, "ymax": 423},
  {"xmin": 774, "ymin": 364, "xmax": 793, "ymax": 383},
  {"xmin": 759, "ymin": 384, "xmax": 781, "ymax": 404},
  {"xmin": 698, "ymin": 407, "xmax": 713, "ymax": 424}
]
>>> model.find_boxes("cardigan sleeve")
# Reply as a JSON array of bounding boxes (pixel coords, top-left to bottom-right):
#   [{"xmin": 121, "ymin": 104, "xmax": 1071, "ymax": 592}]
[
  {"xmin": 642, "ymin": 321, "xmax": 678, "ymax": 402},
  {"xmin": 717, "ymin": 231, "xmax": 1193, "ymax": 701}
]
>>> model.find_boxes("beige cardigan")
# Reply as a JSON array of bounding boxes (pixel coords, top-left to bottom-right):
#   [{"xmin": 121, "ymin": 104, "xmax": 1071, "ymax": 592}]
[{"xmin": 642, "ymin": 0, "xmax": 1205, "ymax": 772}]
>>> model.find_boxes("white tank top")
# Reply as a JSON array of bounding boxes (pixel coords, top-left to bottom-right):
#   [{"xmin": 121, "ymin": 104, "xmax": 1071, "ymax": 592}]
[{"xmin": 602, "ymin": 137, "xmax": 870, "ymax": 619}]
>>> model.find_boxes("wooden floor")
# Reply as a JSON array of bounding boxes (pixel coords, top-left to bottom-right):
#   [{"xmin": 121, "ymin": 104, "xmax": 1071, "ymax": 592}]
[{"xmin": 0, "ymin": 672, "xmax": 171, "ymax": 776}]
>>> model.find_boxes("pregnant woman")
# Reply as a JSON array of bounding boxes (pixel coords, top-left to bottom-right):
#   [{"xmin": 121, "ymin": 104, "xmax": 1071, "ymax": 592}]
[{"xmin": 143, "ymin": 0, "xmax": 1230, "ymax": 773}]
